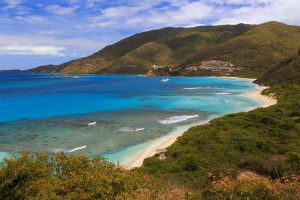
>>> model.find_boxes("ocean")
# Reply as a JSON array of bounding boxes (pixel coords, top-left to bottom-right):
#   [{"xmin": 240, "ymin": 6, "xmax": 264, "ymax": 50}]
[{"xmin": 0, "ymin": 73, "xmax": 260, "ymax": 164}]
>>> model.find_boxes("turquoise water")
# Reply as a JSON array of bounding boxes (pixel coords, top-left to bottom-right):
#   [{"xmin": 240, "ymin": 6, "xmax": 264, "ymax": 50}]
[{"xmin": 0, "ymin": 73, "xmax": 259, "ymax": 162}]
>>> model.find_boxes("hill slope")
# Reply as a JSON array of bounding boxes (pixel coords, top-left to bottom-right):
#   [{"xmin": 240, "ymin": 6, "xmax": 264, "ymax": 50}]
[
  {"xmin": 180, "ymin": 22, "xmax": 300, "ymax": 77},
  {"xmin": 29, "ymin": 21, "xmax": 299, "ymax": 78},
  {"xmin": 255, "ymin": 54, "xmax": 300, "ymax": 85},
  {"xmin": 59, "ymin": 23, "xmax": 254, "ymax": 74}
]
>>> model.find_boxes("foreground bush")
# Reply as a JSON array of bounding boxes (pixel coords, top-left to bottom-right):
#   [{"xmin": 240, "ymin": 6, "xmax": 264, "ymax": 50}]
[
  {"xmin": 1, "ymin": 153, "xmax": 300, "ymax": 199},
  {"xmin": 198, "ymin": 172, "xmax": 300, "ymax": 200},
  {"xmin": 0, "ymin": 153, "xmax": 187, "ymax": 200}
]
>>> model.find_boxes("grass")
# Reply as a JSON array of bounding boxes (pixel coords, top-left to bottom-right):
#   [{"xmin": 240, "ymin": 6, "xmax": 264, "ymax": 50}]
[{"xmin": 256, "ymin": 55, "xmax": 300, "ymax": 85}]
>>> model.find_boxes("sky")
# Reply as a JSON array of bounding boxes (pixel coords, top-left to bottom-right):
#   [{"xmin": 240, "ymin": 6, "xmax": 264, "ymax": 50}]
[{"xmin": 0, "ymin": 0, "xmax": 299, "ymax": 70}]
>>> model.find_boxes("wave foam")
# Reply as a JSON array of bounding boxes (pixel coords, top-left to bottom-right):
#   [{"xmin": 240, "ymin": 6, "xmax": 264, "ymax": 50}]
[
  {"xmin": 88, "ymin": 122, "xmax": 96, "ymax": 126},
  {"xmin": 215, "ymin": 92, "xmax": 231, "ymax": 95},
  {"xmin": 119, "ymin": 127, "xmax": 145, "ymax": 132},
  {"xmin": 183, "ymin": 86, "xmax": 215, "ymax": 90},
  {"xmin": 51, "ymin": 145, "xmax": 87, "ymax": 153},
  {"xmin": 159, "ymin": 115, "xmax": 199, "ymax": 124}
]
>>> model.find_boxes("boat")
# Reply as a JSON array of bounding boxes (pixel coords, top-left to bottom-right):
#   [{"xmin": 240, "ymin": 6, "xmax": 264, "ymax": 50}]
[
  {"xmin": 161, "ymin": 78, "xmax": 170, "ymax": 82},
  {"xmin": 87, "ymin": 122, "xmax": 96, "ymax": 126},
  {"xmin": 161, "ymin": 69, "xmax": 170, "ymax": 82}
]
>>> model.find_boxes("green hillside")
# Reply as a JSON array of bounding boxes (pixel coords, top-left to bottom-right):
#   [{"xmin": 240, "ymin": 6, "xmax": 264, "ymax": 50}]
[
  {"xmin": 255, "ymin": 53, "xmax": 300, "ymax": 85},
  {"xmin": 181, "ymin": 22, "xmax": 300, "ymax": 77},
  {"xmin": 28, "ymin": 21, "xmax": 300, "ymax": 78},
  {"xmin": 58, "ymin": 23, "xmax": 254, "ymax": 74}
]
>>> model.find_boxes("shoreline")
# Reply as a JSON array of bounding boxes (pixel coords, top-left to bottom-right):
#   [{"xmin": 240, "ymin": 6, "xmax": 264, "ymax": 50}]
[
  {"xmin": 119, "ymin": 121, "xmax": 210, "ymax": 169},
  {"xmin": 119, "ymin": 78, "xmax": 277, "ymax": 170},
  {"xmin": 217, "ymin": 76, "xmax": 256, "ymax": 82},
  {"xmin": 240, "ymin": 85, "xmax": 277, "ymax": 108}
]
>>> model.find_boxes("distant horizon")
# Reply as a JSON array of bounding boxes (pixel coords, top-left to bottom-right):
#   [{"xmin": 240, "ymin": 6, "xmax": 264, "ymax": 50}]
[{"xmin": 1, "ymin": 0, "xmax": 299, "ymax": 70}]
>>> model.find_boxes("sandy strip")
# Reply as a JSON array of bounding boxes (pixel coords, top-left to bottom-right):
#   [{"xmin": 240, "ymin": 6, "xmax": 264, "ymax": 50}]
[
  {"xmin": 240, "ymin": 85, "xmax": 277, "ymax": 108},
  {"xmin": 218, "ymin": 76, "xmax": 277, "ymax": 107},
  {"xmin": 120, "ymin": 79, "xmax": 277, "ymax": 170},
  {"xmin": 218, "ymin": 76, "xmax": 256, "ymax": 81}
]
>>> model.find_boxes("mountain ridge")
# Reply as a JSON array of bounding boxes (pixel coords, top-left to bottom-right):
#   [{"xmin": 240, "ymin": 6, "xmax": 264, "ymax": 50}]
[{"xmin": 6, "ymin": 21, "xmax": 300, "ymax": 79}]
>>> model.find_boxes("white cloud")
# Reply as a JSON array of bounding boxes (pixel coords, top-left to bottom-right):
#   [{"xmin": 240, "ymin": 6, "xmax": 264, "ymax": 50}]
[
  {"xmin": 0, "ymin": 34, "xmax": 108, "ymax": 57},
  {"xmin": 45, "ymin": 5, "xmax": 78, "ymax": 15},
  {"xmin": 14, "ymin": 15, "xmax": 48, "ymax": 24},
  {"xmin": 213, "ymin": 0, "xmax": 300, "ymax": 25},
  {"xmin": 4, "ymin": 0, "xmax": 23, "ymax": 8},
  {"xmin": 148, "ymin": 1, "xmax": 213, "ymax": 26},
  {"xmin": 88, "ymin": 0, "xmax": 300, "ymax": 29},
  {"xmin": 101, "ymin": 6, "xmax": 140, "ymax": 18},
  {"xmin": 0, "ymin": 45, "xmax": 66, "ymax": 56},
  {"xmin": 91, "ymin": 0, "xmax": 213, "ymax": 29}
]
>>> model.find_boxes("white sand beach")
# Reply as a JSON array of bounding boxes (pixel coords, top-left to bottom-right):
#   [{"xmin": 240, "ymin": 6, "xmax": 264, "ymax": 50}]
[
  {"xmin": 241, "ymin": 85, "xmax": 277, "ymax": 108},
  {"xmin": 218, "ymin": 76, "xmax": 256, "ymax": 82},
  {"xmin": 120, "ymin": 78, "xmax": 278, "ymax": 170}
]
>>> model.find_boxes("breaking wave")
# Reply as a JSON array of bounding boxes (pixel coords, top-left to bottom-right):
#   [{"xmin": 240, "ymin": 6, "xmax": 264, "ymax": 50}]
[
  {"xmin": 51, "ymin": 145, "xmax": 87, "ymax": 153},
  {"xmin": 159, "ymin": 115, "xmax": 199, "ymax": 124},
  {"xmin": 119, "ymin": 127, "xmax": 145, "ymax": 132},
  {"xmin": 183, "ymin": 86, "xmax": 216, "ymax": 90},
  {"xmin": 214, "ymin": 92, "xmax": 231, "ymax": 95}
]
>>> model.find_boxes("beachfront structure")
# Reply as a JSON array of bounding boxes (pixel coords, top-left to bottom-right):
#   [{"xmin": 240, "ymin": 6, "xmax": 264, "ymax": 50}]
[
  {"xmin": 186, "ymin": 60, "xmax": 236, "ymax": 72},
  {"xmin": 150, "ymin": 65, "xmax": 171, "ymax": 76},
  {"xmin": 152, "ymin": 65, "xmax": 167, "ymax": 70}
]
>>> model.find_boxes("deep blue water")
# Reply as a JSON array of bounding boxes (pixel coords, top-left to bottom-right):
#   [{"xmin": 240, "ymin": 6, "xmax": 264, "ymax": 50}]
[{"xmin": 0, "ymin": 73, "xmax": 259, "ymax": 162}]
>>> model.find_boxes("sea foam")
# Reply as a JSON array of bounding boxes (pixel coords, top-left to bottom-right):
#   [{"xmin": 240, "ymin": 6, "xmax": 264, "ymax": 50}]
[
  {"xmin": 183, "ymin": 86, "xmax": 216, "ymax": 90},
  {"xmin": 215, "ymin": 92, "xmax": 231, "ymax": 95},
  {"xmin": 88, "ymin": 122, "xmax": 96, "ymax": 126},
  {"xmin": 119, "ymin": 127, "xmax": 145, "ymax": 132},
  {"xmin": 51, "ymin": 145, "xmax": 87, "ymax": 153},
  {"xmin": 159, "ymin": 115, "xmax": 199, "ymax": 124}
]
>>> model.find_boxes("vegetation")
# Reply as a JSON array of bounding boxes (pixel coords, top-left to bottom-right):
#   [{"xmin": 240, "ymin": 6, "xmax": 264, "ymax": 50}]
[
  {"xmin": 255, "ymin": 55, "xmax": 300, "ymax": 85},
  {"xmin": 196, "ymin": 172, "xmax": 300, "ymax": 200},
  {"xmin": 1, "ymin": 153, "xmax": 300, "ymax": 199},
  {"xmin": 0, "ymin": 152, "xmax": 188, "ymax": 200}
]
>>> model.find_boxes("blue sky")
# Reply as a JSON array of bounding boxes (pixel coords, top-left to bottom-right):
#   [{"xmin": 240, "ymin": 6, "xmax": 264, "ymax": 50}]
[{"xmin": 0, "ymin": 0, "xmax": 299, "ymax": 69}]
